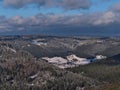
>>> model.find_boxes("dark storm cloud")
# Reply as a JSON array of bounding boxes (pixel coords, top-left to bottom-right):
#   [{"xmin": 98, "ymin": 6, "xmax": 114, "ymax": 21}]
[{"xmin": 3, "ymin": 0, "xmax": 91, "ymax": 10}]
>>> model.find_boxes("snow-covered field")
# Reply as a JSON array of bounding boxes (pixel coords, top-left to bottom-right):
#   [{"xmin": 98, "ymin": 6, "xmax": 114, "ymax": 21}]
[
  {"xmin": 42, "ymin": 54, "xmax": 106, "ymax": 69},
  {"xmin": 33, "ymin": 39, "xmax": 47, "ymax": 46}
]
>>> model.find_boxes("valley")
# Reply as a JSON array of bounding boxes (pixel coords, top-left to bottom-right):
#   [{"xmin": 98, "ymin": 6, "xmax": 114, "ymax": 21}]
[{"xmin": 0, "ymin": 35, "xmax": 120, "ymax": 90}]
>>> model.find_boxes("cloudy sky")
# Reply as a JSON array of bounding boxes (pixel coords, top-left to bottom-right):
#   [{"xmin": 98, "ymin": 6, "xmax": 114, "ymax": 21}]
[{"xmin": 0, "ymin": 0, "xmax": 120, "ymax": 36}]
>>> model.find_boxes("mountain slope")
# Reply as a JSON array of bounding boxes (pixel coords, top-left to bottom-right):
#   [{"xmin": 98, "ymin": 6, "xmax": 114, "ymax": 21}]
[{"xmin": 0, "ymin": 42, "xmax": 101, "ymax": 90}]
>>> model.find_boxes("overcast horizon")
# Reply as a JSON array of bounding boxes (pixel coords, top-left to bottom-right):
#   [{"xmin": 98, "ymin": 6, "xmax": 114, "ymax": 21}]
[{"xmin": 0, "ymin": 0, "xmax": 120, "ymax": 36}]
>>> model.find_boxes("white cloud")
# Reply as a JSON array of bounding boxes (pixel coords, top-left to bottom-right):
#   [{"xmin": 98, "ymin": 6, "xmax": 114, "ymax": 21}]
[
  {"xmin": 3, "ymin": 0, "xmax": 91, "ymax": 10},
  {"xmin": 93, "ymin": 11, "xmax": 115, "ymax": 25}
]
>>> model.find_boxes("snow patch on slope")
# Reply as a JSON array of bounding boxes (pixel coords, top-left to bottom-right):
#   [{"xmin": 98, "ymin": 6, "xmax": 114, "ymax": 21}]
[
  {"xmin": 6, "ymin": 47, "xmax": 16, "ymax": 53},
  {"xmin": 42, "ymin": 54, "xmax": 107, "ymax": 69}
]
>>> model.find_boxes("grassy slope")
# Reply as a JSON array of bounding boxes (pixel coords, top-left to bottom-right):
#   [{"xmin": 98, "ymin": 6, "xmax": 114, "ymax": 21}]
[{"xmin": 67, "ymin": 58, "xmax": 120, "ymax": 90}]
